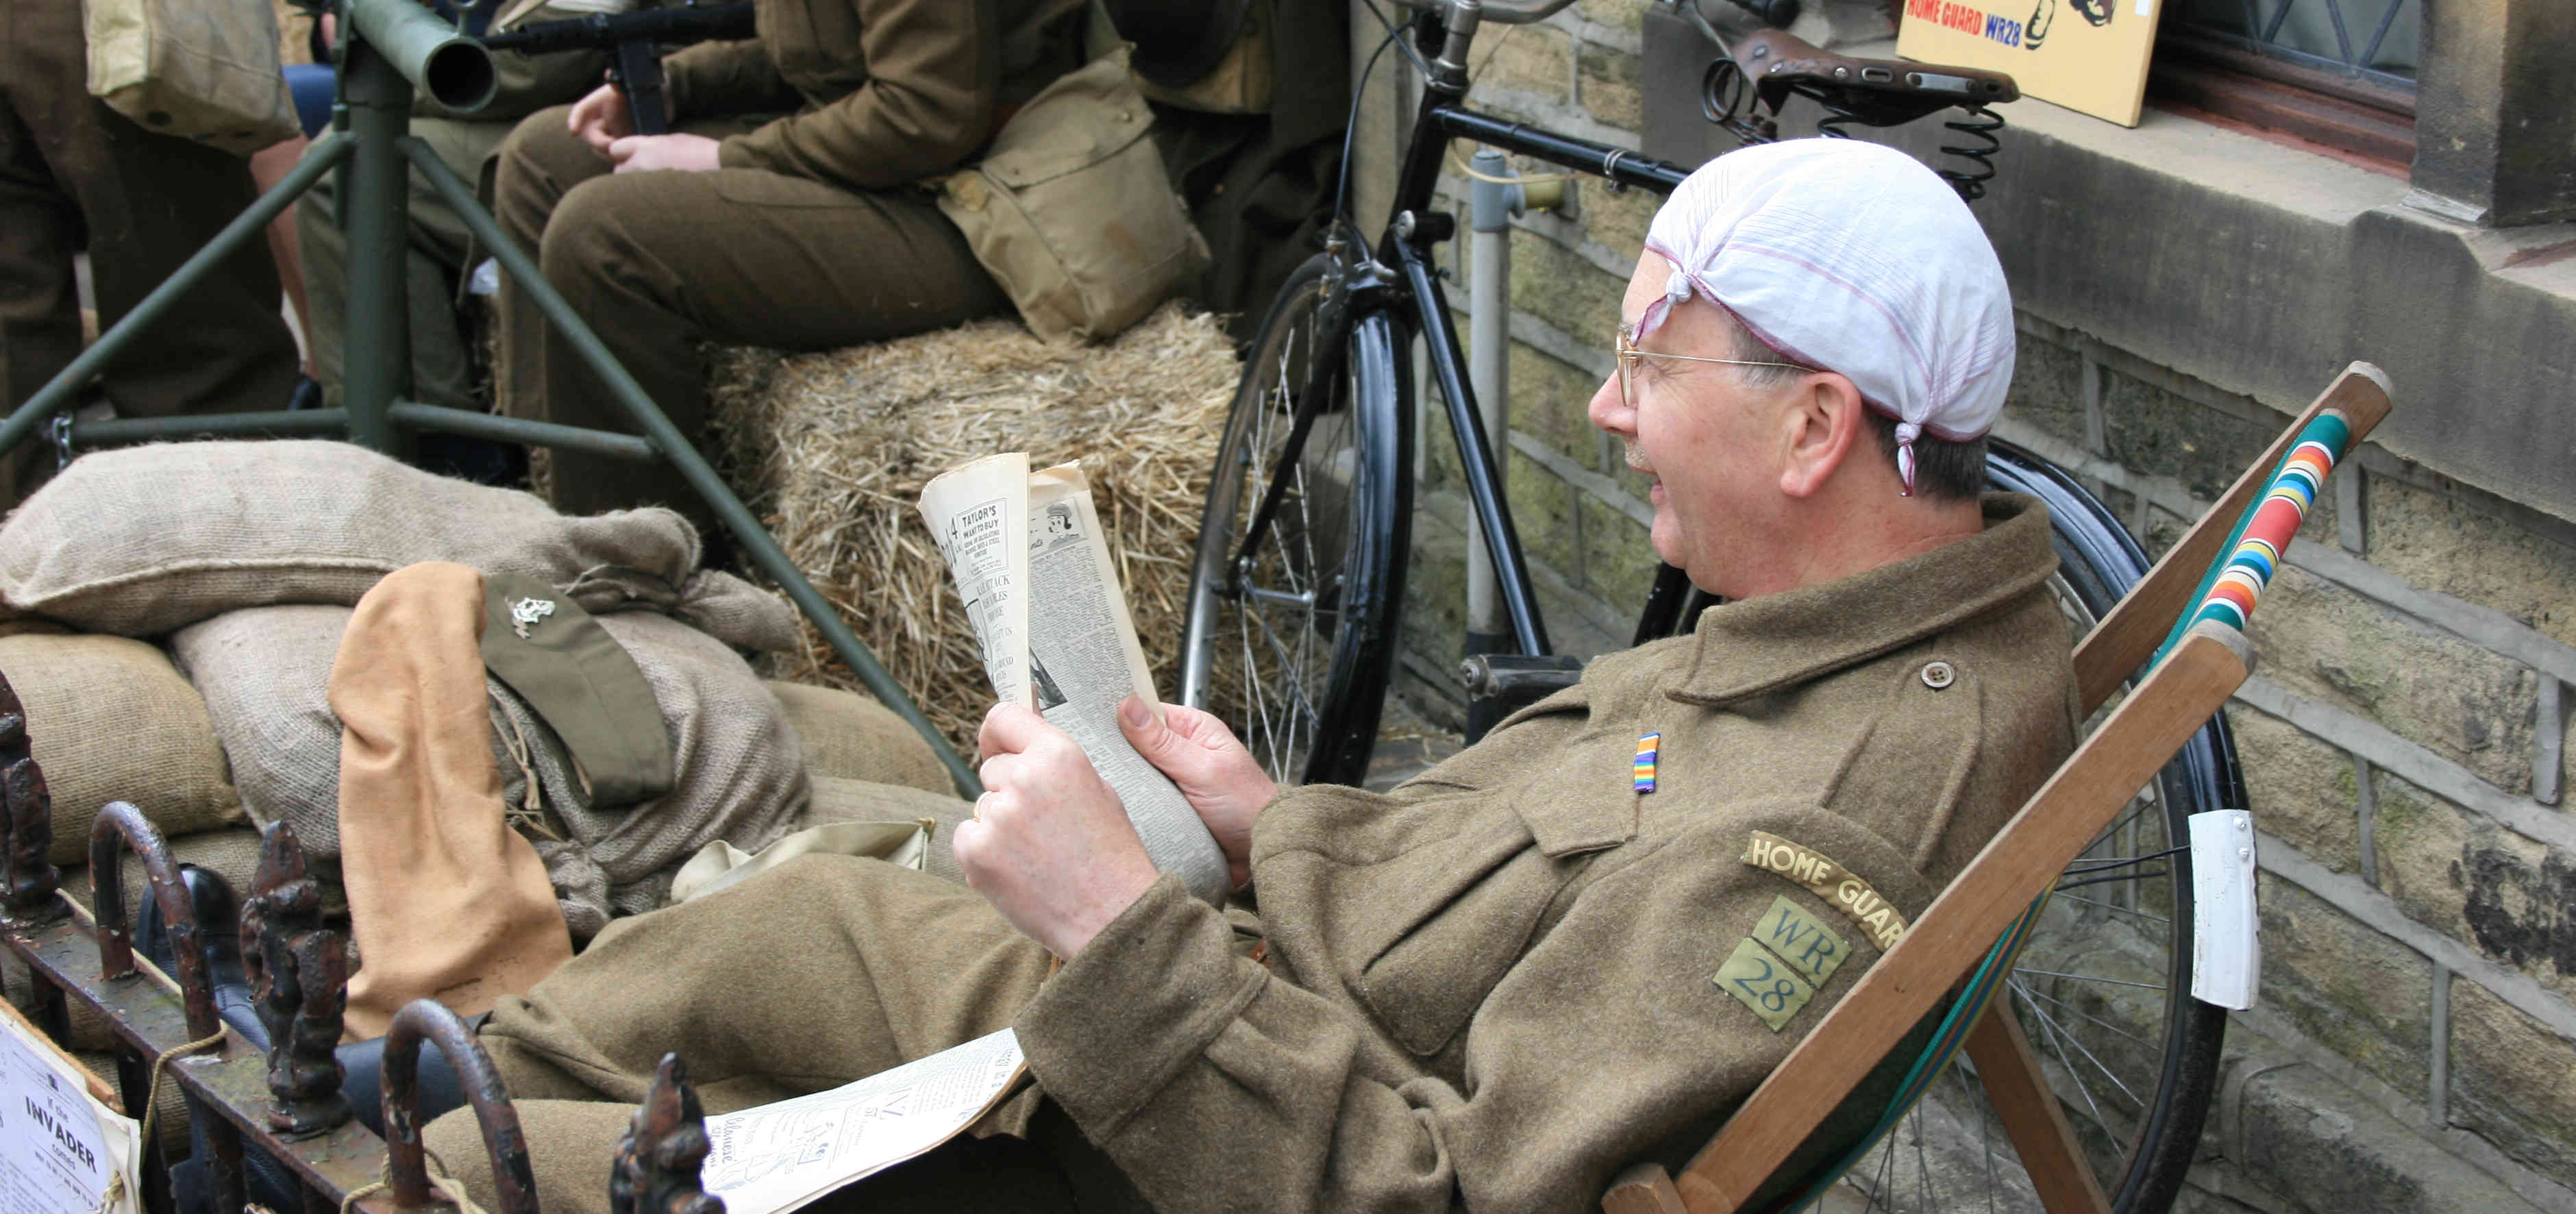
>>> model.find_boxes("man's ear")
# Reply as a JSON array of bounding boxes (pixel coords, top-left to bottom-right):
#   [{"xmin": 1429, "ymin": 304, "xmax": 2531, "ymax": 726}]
[{"xmin": 1778, "ymin": 372, "xmax": 1866, "ymax": 499}]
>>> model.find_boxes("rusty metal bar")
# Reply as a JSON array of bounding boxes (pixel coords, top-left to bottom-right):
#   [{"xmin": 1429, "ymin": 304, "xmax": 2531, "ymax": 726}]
[
  {"xmin": 382, "ymin": 1000, "xmax": 537, "ymax": 1214},
  {"xmin": 612, "ymin": 1054, "xmax": 722, "ymax": 1214},
  {"xmin": 0, "ymin": 669, "xmax": 61, "ymax": 922},
  {"xmin": 86, "ymin": 803, "xmax": 223, "ymax": 1041},
  {"xmin": 7, "ymin": 904, "xmax": 402, "ymax": 1211},
  {"xmin": 86, "ymin": 802, "xmax": 248, "ymax": 1214},
  {"xmin": 243, "ymin": 822, "xmax": 353, "ymax": 1138}
]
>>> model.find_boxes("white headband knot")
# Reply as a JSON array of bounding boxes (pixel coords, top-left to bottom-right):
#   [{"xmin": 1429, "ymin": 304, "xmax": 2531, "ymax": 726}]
[{"xmin": 1639, "ymin": 139, "xmax": 2016, "ymax": 495}]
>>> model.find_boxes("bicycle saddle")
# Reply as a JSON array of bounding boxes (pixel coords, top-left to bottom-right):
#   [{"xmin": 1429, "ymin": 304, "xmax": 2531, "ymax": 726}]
[{"xmin": 1731, "ymin": 28, "xmax": 2019, "ymax": 122}]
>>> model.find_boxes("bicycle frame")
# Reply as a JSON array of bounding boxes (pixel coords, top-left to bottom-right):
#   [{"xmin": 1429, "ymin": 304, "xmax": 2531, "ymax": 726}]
[{"xmin": 1225, "ymin": 12, "xmax": 1692, "ymax": 669}]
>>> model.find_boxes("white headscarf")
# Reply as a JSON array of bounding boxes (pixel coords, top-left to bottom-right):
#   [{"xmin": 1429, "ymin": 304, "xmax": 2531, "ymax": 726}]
[{"xmin": 1638, "ymin": 138, "xmax": 2015, "ymax": 494}]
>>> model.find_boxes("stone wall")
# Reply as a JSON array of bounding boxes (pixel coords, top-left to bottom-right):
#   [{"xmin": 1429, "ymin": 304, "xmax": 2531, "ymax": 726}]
[{"xmin": 1355, "ymin": 1, "xmax": 2576, "ymax": 1209}]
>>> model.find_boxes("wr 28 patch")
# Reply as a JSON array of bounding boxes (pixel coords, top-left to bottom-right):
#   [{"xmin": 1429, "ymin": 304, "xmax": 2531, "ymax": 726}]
[
  {"xmin": 1712, "ymin": 896, "xmax": 1854, "ymax": 1032},
  {"xmin": 1712, "ymin": 938, "xmax": 1816, "ymax": 1032}
]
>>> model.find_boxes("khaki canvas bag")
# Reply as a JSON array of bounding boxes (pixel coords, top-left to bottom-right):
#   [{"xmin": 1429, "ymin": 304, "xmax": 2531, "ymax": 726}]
[
  {"xmin": 935, "ymin": 42, "xmax": 1209, "ymax": 345},
  {"xmin": 83, "ymin": 0, "xmax": 300, "ymax": 155}
]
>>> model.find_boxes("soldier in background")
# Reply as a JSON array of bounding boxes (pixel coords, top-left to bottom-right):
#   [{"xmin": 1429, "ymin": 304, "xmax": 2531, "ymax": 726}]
[
  {"xmin": 490, "ymin": 0, "xmax": 1091, "ymax": 539},
  {"xmin": 0, "ymin": 0, "xmax": 301, "ymax": 505}
]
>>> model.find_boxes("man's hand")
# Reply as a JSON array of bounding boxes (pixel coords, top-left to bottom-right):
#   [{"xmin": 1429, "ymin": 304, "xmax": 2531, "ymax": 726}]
[
  {"xmin": 606, "ymin": 133, "xmax": 722, "ymax": 174},
  {"xmin": 954, "ymin": 704, "xmax": 1160, "ymax": 959},
  {"xmin": 567, "ymin": 82, "xmax": 635, "ymax": 156},
  {"xmin": 1118, "ymin": 697, "xmax": 1273, "ymax": 891}
]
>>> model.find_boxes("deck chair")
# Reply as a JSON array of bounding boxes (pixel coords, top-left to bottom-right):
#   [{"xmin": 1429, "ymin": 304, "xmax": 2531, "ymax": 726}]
[{"xmin": 1604, "ymin": 362, "xmax": 2394, "ymax": 1214}]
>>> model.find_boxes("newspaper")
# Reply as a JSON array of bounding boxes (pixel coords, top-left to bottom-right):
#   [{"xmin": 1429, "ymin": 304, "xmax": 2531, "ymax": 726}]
[
  {"xmin": 921, "ymin": 458, "xmax": 1231, "ymax": 904},
  {"xmin": 699, "ymin": 1030, "xmax": 1027, "ymax": 1214},
  {"xmin": 684, "ymin": 458, "xmax": 1234, "ymax": 1214},
  {"xmin": 0, "ymin": 1008, "xmax": 140, "ymax": 1214}
]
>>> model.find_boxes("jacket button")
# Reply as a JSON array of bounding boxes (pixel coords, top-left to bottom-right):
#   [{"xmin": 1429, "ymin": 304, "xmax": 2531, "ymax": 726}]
[{"xmin": 1920, "ymin": 660, "xmax": 1957, "ymax": 690}]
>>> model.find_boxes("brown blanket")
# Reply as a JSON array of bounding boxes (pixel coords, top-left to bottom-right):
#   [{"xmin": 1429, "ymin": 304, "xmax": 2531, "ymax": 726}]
[{"xmin": 332, "ymin": 562, "xmax": 571, "ymax": 1040}]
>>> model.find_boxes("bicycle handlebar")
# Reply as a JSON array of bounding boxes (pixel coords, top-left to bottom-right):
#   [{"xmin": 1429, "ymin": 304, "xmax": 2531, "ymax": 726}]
[{"xmin": 1392, "ymin": 0, "xmax": 1576, "ymax": 27}]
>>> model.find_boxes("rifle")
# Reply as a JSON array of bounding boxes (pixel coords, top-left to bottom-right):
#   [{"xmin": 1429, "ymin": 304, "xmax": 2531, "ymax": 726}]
[{"xmin": 478, "ymin": 1, "xmax": 755, "ymax": 135}]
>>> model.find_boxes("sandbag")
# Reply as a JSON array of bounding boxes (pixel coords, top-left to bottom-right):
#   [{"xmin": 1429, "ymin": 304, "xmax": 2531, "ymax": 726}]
[
  {"xmin": 0, "ymin": 632, "xmax": 245, "ymax": 867},
  {"xmin": 0, "ymin": 441, "xmax": 797, "ymax": 652},
  {"xmin": 764, "ymin": 681, "xmax": 952, "ymax": 795},
  {"xmin": 173, "ymin": 602, "xmax": 808, "ymax": 932},
  {"xmin": 170, "ymin": 606, "xmax": 349, "ymax": 854}
]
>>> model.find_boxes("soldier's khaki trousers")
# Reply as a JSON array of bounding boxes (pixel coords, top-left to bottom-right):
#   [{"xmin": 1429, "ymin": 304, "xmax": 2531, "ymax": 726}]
[
  {"xmin": 294, "ymin": 119, "xmax": 499, "ymax": 417},
  {"xmin": 0, "ymin": 0, "xmax": 299, "ymax": 504},
  {"xmin": 423, "ymin": 853, "xmax": 1146, "ymax": 1214},
  {"xmin": 491, "ymin": 110, "xmax": 1008, "ymax": 538}
]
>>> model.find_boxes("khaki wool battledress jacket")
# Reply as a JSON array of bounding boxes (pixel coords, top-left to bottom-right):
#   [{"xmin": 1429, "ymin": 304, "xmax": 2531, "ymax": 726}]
[
  {"xmin": 429, "ymin": 495, "xmax": 2077, "ymax": 1213},
  {"xmin": 1013, "ymin": 493, "xmax": 2079, "ymax": 1213},
  {"xmin": 657, "ymin": 0, "xmax": 1089, "ymax": 190}
]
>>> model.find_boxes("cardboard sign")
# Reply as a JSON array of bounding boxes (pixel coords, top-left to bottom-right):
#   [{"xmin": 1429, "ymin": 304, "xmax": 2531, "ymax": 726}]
[
  {"xmin": 1898, "ymin": 0, "xmax": 2165, "ymax": 126},
  {"xmin": 0, "ymin": 1013, "xmax": 140, "ymax": 1214}
]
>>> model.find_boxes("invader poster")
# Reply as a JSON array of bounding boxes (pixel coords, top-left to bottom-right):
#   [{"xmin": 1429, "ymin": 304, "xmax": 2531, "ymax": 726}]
[{"xmin": 1898, "ymin": 0, "xmax": 2165, "ymax": 126}]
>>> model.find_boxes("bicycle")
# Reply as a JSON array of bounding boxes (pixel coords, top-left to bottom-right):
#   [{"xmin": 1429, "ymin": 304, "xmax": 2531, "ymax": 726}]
[{"xmin": 1176, "ymin": 2, "xmax": 2243, "ymax": 1209}]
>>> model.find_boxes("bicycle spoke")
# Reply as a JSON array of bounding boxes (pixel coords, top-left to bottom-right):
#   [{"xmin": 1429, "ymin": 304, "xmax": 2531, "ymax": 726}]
[
  {"xmin": 2011, "ymin": 967, "xmax": 2164, "ymax": 992},
  {"xmin": 2016, "ymin": 984, "xmax": 2112, "ymax": 1130},
  {"xmin": 2055, "ymin": 867, "xmax": 2170, "ymax": 893},
  {"xmin": 1961, "ymin": 1063, "xmax": 1996, "ymax": 1214},
  {"xmin": 2053, "ymin": 892, "xmax": 2169, "ymax": 924},
  {"xmin": 1913, "ymin": 1103, "xmax": 1931, "ymax": 1211},
  {"xmin": 2063, "ymin": 845, "xmax": 2186, "ymax": 875},
  {"xmin": 2012, "ymin": 980, "xmax": 2144, "ymax": 1111},
  {"xmin": 2011, "ymin": 983, "xmax": 2153, "ymax": 1048}
]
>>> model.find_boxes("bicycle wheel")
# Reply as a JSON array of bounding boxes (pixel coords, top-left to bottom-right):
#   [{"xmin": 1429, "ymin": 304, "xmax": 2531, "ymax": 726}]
[
  {"xmin": 1826, "ymin": 443, "xmax": 2234, "ymax": 1213},
  {"xmin": 1180, "ymin": 254, "xmax": 1413, "ymax": 787}
]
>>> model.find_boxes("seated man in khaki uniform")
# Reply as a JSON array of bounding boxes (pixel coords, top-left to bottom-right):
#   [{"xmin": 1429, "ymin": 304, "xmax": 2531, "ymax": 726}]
[
  {"xmin": 425, "ymin": 137, "xmax": 2075, "ymax": 1213},
  {"xmin": 491, "ymin": 0, "xmax": 1088, "ymax": 538}
]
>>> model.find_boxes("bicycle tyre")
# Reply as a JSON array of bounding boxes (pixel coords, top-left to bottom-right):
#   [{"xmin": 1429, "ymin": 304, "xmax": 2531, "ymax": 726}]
[
  {"xmin": 1180, "ymin": 254, "xmax": 1413, "ymax": 787},
  {"xmin": 1831, "ymin": 446, "xmax": 2231, "ymax": 1213}
]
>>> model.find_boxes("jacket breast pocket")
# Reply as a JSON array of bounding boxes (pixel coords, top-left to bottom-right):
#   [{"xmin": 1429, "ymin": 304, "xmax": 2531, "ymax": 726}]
[{"xmin": 1346, "ymin": 786, "xmax": 1626, "ymax": 1059}]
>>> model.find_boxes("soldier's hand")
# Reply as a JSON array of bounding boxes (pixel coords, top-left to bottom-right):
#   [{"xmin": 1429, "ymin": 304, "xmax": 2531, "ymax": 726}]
[
  {"xmin": 1117, "ymin": 697, "xmax": 1272, "ymax": 891},
  {"xmin": 568, "ymin": 82, "xmax": 634, "ymax": 156},
  {"xmin": 608, "ymin": 134, "xmax": 723, "ymax": 174},
  {"xmin": 956, "ymin": 703, "xmax": 1159, "ymax": 959}
]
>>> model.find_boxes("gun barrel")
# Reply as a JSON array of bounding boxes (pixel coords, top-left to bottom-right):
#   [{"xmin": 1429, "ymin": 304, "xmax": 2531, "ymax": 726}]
[
  {"xmin": 478, "ymin": 2, "xmax": 756, "ymax": 55},
  {"xmin": 345, "ymin": 0, "xmax": 497, "ymax": 111}
]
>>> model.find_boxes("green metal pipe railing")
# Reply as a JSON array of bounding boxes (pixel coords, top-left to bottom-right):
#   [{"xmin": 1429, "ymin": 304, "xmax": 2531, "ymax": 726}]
[
  {"xmin": 1, "ymin": 0, "xmax": 979, "ymax": 796},
  {"xmin": 386, "ymin": 402, "xmax": 658, "ymax": 462},
  {"xmin": 402, "ymin": 138, "xmax": 976, "ymax": 793},
  {"xmin": 73, "ymin": 408, "xmax": 352, "ymax": 445}
]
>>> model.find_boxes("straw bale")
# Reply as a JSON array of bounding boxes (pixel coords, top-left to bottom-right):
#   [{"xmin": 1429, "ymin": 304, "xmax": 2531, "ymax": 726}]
[{"xmin": 708, "ymin": 303, "xmax": 1238, "ymax": 752}]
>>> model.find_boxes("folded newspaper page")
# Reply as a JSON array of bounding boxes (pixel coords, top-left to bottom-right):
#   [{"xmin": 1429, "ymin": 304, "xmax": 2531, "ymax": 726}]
[
  {"xmin": 700, "ymin": 1029, "xmax": 1027, "ymax": 1214},
  {"xmin": 0, "ymin": 1006, "xmax": 140, "ymax": 1214},
  {"xmin": 921, "ymin": 458, "xmax": 1230, "ymax": 904}
]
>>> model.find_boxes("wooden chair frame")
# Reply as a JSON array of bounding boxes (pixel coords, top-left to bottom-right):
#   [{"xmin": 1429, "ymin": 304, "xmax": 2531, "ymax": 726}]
[{"xmin": 1607, "ymin": 362, "xmax": 2394, "ymax": 1214}]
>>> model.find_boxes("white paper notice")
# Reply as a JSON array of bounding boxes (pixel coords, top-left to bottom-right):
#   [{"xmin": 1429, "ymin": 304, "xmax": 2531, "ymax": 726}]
[
  {"xmin": 0, "ymin": 1015, "xmax": 139, "ymax": 1214},
  {"xmin": 699, "ymin": 1030, "xmax": 1027, "ymax": 1214}
]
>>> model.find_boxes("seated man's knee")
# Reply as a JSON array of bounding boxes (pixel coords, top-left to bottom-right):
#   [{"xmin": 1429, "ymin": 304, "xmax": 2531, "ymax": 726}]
[
  {"xmin": 495, "ymin": 104, "xmax": 596, "ymax": 231},
  {"xmin": 534, "ymin": 178, "xmax": 647, "ymax": 290}
]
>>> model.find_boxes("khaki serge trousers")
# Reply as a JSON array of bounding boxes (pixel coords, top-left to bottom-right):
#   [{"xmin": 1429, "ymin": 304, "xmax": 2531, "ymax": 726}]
[
  {"xmin": 491, "ymin": 110, "xmax": 1009, "ymax": 537},
  {"xmin": 423, "ymin": 853, "xmax": 1147, "ymax": 1214}
]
